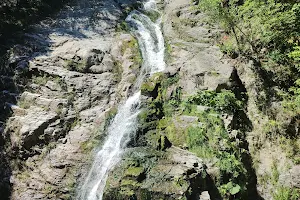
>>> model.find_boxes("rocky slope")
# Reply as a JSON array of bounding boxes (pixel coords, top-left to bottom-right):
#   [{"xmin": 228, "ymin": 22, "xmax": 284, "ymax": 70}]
[
  {"xmin": 102, "ymin": 0, "xmax": 257, "ymax": 199},
  {"xmin": 1, "ymin": 0, "xmax": 143, "ymax": 199},
  {"xmin": 103, "ymin": 0, "xmax": 299, "ymax": 199},
  {"xmin": 1, "ymin": 0, "xmax": 299, "ymax": 199}
]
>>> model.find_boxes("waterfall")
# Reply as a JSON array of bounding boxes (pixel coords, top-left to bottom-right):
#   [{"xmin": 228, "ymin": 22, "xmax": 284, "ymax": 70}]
[{"xmin": 78, "ymin": 1, "xmax": 165, "ymax": 199}]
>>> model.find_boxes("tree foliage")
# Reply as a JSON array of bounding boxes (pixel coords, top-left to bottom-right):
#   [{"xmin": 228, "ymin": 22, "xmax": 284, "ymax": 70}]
[{"xmin": 199, "ymin": 0, "xmax": 300, "ymax": 55}]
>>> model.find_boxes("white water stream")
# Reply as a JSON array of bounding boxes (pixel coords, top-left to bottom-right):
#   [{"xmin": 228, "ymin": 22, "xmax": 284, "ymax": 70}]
[{"xmin": 78, "ymin": 1, "xmax": 165, "ymax": 200}]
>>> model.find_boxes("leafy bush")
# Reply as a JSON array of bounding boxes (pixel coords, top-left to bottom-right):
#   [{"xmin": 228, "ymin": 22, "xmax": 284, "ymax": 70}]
[
  {"xmin": 199, "ymin": 0, "xmax": 300, "ymax": 54},
  {"xmin": 188, "ymin": 90, "xmax": 243, "ymax": 114}
]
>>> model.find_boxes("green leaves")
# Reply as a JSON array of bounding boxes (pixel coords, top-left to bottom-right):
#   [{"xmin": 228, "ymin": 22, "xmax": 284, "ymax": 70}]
[
  {"xmin": 219, "ymin": 181, "xmax": 242, "ymax": 197},
  {"xmin": 188, "ymin": 90, "xmax": 243, "ymax": 114},
  {"xmin": 199, "ymin": 0, "xmax": 300, "ymax": 58},
  {"xmin": 230, "ymin": 184, "xmax": 241, "ymax": 195},
  {"xmin": 288, "ymin": 46, "xmax": 300, "ymax": 70}
]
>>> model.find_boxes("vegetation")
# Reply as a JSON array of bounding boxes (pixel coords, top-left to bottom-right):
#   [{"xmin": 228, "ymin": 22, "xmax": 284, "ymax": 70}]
[
  {"xmin": 196, "ymin": 0, "xmax": 300, "ymax": 198},
  {"xmin": 64, "ymin": 60, "xmax": 87, "ymax": 73},
  {"xmin": 176, "ymin": 91, "xmax": 250, "ymax": 199},
  {"xmin": 197, "ymin": 0, "xmax": 300, "ymax": 92},
  {"xmin": 143, "ymin": 10, "xmax": 161, "ymax": 22},
  {"xmin": 139, "ymin": 71, "xmax": 254, "ymax": 199},
  {"xmin": 119, "ymin": 36, "xmax": 142, "ymax": 83},
  {"xmin": 187, "ymin": 90, "xmax": 243, "ymax": 114},
  {"xmin": 17, "ymin": 96, "xmax": 32, "ymax": 109}
]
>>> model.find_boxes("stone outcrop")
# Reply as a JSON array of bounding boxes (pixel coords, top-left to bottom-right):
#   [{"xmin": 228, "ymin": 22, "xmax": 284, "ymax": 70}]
[
  {"xmin": 162, "ymin": 0, "xmax": 234, "ymax": 97},
  {"xmin": 1, "ymin": 0, "xmax": 142, "ymax": 199},
  {"xmin": 103, "ymin": 147, "xmax": 214, "ymax": 200}
]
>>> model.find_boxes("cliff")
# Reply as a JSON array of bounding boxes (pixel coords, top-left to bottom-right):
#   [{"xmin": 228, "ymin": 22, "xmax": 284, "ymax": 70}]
[{"xmin": 0, "ymin": 0, "xmax": 299, "ymax": 200}]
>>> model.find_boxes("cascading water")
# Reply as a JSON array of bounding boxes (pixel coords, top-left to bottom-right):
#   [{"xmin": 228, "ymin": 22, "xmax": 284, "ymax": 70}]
[{"xmin": 78, "ymin": 1, "xmax": 165, "ymax": 200}]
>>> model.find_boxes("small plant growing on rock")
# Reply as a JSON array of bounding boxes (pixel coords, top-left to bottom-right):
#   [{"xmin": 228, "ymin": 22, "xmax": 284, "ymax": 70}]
[
  {"xmin": 65, "ymin": 60, "xmax": 87, "ymax": 73},
  {"xmin": 188, "ymin": 90, "xmax": 243, "ymax": 114},
  {"xmin": 143, "ymin": 10, "xmax": 161, "ymax": 22},
  {"xmin": 32, "ymin": 74, "xmax": 49, "ymax": 85},
  {"xmin": 18, "ymin": 97, "xmax": 32, "ymax": 109}
]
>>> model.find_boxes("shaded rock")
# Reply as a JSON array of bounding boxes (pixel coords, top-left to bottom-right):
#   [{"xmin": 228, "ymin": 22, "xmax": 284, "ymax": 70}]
[
  {"xmin": 88, "ymin": 52, "xmax": 115, "ymax": 74},
  {"xmin": 157, "ymin": 135, "xmax": 172, "ymax": 150},
  {"xmin": 45, "ymin": 81, "xmax": 61, "ymax": 91}
]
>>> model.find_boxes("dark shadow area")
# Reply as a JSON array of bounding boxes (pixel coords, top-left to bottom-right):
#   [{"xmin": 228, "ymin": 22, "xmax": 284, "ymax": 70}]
[
  {"xmin": 227, "ymin": 68, "xmax": 264, "ymax": 200},
  {"xmin": 0, "ymin": 136, "xmax": 12, "ymax": 200},
  {"xmin": 241, "ymin": 141, "xmax": 265, "ymax": 200},
  {"xmin": 187, "ymin": 171, "xmax": 222, "ymax": 200}
]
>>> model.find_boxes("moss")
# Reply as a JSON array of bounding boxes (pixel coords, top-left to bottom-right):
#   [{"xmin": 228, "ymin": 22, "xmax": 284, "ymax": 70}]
[
  {"xmin": 120, "ymin": 36, "xmax": 142, "ymax": 76},
  {"xmin": 116, "ymin": 21, "xmax": 129, "ymax": 32},
  {"xmin": 103, "ymin": 148, "xmax": 166, "ymax": 199},
  {"xmin": 157, "ymin": 117, "xmax": 186, "ymax": 147},
  {"xmin": 143, "ymin": 10, "xmax": 161, "ymax": 22},
  {"xmin": 141, "ymin": 72, "xmax": 164, "ymax": 96},
  {"xmin": 80, "ymin": 138, "xmax": 99, "ymax": 153},
  {"xmin": 125, "ymin": 167, "xmax": 144, "ymax": 177},
  {"xmin": 112, "ymin": 60, "xmax": 123, "ymax": 83},
  {"xmin": 141, "ymin": 81, "xmax": 157, "ymax": 96},
  {"xmin": 16, "ymin": 170, "xmax": 30, "ymax": 181},
  {"xmin": 104, "ymin": 107, "xmax": 118, "ymax": 131},
  {"xmin": 164, "ymin": 37, "xmax": 173, "ymax": 63},
  {"xmin": 119, "ymin": 186, "xmax": 135, "ymax": 196},
  {"xmin": 32, "ymin": 74, "xmax": 49, "ymax": 85},
  {"xmin": 121, "ymin": 179, "xmax": 140, "ymax": 187}
]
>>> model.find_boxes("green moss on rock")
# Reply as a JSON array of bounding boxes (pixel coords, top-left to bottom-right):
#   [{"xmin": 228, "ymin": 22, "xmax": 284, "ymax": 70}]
[
  {"xmin": 140, "ymin": 72, "xmax": 164, "ymax": 97},
  {"xmin": 125, "ymin": 167, "xmax": 145, "ymax": 177}
]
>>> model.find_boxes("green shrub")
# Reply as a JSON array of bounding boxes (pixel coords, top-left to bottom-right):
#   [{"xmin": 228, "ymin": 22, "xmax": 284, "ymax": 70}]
[{"xmin": 188, "ymin": 90, "xmax": 242, "ymax": 114}]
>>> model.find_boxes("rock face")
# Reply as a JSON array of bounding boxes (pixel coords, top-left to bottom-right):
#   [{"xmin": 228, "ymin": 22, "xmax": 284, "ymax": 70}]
[
  {"xmin": 103, "ymin": 147, "xmax": 214, "ymax": 200},
  {"xmin": 103, "ymin": 1, "xmax": 252, "ymax": 200},
  {"xmin": 162, "ymin": 0, "xmax": 234, "ymax": 97},
  {"xmin": 3, "ymin": 0, "xmax": 298, "ymax": 200},
  {"xmin": 1, "ymin": 0, "xmax": 142, "ymax": 199},
  {"xmin": 279, "ymin": 165, "xmax": 300, "ymax": 189}
]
